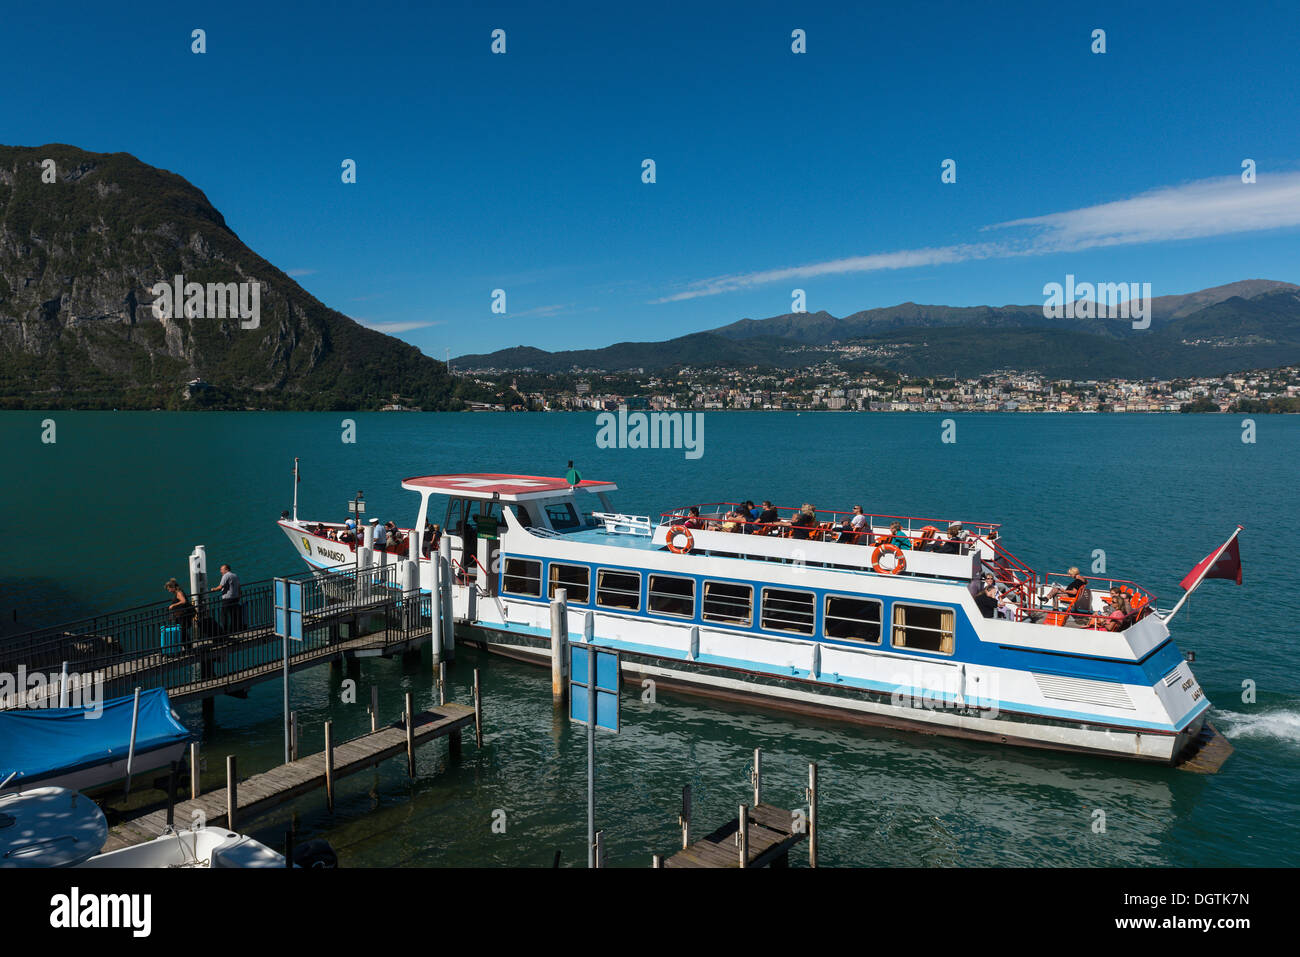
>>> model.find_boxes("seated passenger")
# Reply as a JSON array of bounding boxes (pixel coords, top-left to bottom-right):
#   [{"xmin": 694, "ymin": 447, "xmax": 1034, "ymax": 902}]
[
  {"xmin": 974, "ymin": 581, "xmax": 999, "ymax": 618},
  {"xmin": 885, "ymin": 521, "xmax": 911, "ymax": 550},
  {"xmin": 755, "ymin": 500, "xmax": 780, "ymax": 533},
  {"xmin": 683, "ymin": 506, "xmax": 706, "ymax": 530},
  {"xmin": 721, "ymin": 507, "xmax": 745, "ymax": 533},
  {"xmin": 845, "ymin": 505, "xmax": 870, "ymax": 544},
  {"xmin": 788, "ymin": 504, "xmax": 818, "ymax": 540},
  {"xmin": 1103, "ymin": 586, "xmax": 1132, "ymax": 617},
  {"xmin": 1044, "ymin": 566, "xmax": 1092, "ymax": 622},
  {"xmin": 932, "ymin": 524, "xmax": 964, "ymax": 554}
]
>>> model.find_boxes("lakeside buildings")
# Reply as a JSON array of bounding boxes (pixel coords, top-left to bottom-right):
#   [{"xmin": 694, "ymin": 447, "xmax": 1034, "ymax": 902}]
[{"xmin": 457, "ymin": 365, "xmax": 1300, "ymax": 414}]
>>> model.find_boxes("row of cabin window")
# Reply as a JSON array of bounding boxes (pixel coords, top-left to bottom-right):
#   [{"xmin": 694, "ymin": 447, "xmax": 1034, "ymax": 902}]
[{"xmin": 502, "ymin": 558, "xmax": 956, "ymax": 654}]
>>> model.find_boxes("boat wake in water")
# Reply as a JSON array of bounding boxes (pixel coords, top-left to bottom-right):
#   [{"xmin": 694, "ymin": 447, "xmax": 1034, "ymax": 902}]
[{"xmin": 1215, "ymin": 707, "xmax": 1300, "ymax": 745}]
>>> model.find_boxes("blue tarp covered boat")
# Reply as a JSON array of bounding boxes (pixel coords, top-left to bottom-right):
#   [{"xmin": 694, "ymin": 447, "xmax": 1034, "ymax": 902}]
[{"xmin": 0, "ymin": 689, "xmax": 193, "ymax": 793}]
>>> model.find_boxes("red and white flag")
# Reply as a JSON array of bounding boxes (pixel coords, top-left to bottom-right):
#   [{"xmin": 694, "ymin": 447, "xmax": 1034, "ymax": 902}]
[{"xmin": 1179, "ymin": 529, "xmax": 1243, "ymax": 590}]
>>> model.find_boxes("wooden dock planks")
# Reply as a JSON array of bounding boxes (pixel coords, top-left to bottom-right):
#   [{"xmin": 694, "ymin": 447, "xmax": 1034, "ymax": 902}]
[
  {"xmin": 664, "ymin": 803, "xmax": 805, "ymax": 869},
  {"xmin": 99, "ymin": 704, "xmax": 475, "ymax": 853}
]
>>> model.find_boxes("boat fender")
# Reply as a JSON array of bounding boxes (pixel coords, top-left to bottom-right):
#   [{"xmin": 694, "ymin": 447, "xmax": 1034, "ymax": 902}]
[
  {"xmin": 292, "ymin": 839, "xmax": 339, "ymax": 869},
  {"xmin": 871, "ymin": 543, "xmax": 906, "ymax": 575},
  {"xmin": 667, "ymin": 525, "xmax": 694, "ymax": 554}
]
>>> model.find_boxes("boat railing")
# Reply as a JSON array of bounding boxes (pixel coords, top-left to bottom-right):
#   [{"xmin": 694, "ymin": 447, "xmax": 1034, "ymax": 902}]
[{"xmin": 657, "ymin": 502, "xmax": 999, "ymax": 542}]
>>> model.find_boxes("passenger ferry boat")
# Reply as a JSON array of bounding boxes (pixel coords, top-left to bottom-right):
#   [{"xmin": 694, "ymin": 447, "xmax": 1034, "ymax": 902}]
[{"xmin": 278, "ymin": 470, "xmax": 1227, "ymax": 767}]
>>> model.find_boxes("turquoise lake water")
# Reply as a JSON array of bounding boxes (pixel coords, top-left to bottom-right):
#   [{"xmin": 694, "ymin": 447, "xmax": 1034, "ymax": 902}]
[{"xmin": 1, "ymin": 410, "xmax": 1296, "ymax": 866}]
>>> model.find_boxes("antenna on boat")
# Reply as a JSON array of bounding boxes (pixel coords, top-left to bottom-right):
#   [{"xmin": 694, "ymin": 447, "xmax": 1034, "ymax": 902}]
[{"xmin": 292, "ymin": 458, "xmax": 300, "ymax": 522}]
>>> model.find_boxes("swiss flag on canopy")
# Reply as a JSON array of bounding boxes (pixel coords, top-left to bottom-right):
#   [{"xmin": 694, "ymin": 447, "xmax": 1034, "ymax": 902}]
[{"xmin": 1180, "ymin": 534, "xmax": 1243, "ymax": 590}]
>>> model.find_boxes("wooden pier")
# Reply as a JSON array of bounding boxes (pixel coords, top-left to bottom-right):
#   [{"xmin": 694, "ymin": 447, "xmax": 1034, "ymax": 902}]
[
  {"xmin": 100, "ymin": 702, "xmax": 477, "ymax": 853},
  {"xmin": 655, "ymin": 750, "xmax": 818, "ymax": 869},
  {"xmin": 664, "ymin": 803, "xmax": 806, "ymax": 868}
]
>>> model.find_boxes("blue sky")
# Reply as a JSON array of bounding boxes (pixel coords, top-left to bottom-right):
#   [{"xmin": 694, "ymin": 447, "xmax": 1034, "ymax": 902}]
[{"xmin": 4, "ymin": 0, "xmax": 1299, "ymax": 359}]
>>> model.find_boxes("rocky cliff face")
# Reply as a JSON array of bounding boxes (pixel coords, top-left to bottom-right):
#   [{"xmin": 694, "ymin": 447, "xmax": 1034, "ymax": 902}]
[{"xmin": 0, "ymin": 144, "xmax": 454, "ymax": 409}]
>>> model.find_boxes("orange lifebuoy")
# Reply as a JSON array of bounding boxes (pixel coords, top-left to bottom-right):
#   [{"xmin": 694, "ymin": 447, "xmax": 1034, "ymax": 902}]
[
  {"xmin": 871, "ymin": 543, "xmax": 907, "ymax": 574},
  {"xmin": 667, "ymin": 524, "xmax": 694, "ymax": 554}
]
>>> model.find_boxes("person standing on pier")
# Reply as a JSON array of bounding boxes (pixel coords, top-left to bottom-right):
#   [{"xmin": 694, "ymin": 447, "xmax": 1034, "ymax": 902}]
[
  {"xmin": 211, "ymin": 563, "xmax": 242, "ymax": 635},
  {"xmin": 164, "ymin": 578, "xmax": 193, "ymax": 644}
]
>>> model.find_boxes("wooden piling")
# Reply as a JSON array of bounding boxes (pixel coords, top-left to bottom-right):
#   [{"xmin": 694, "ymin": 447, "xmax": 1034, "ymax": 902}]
[
  {"xmin": 226, "ymin": 755, "xmax": 237, "ymax": 831},
  {"xmin": 738, "ymin": 804, "xmax": 749, "ymax": 868},
  {"xmin": 290, "ymin": 710, "xmax": 298, "ymax": 761},
  {"xmin": 438, "ymin": 662, "xmax": 446, "ymax": 706},
  {"xmin": 324, "ymin": 720, "xmax": 335, "ymax": 811},
  {"xmin": 752, "ymin": 747, "xmax": 762, "ymax": 806},
  {"xmin": 680, "ymin": 784, "xmax": 691, "ymax": 849},
  {"xmin": 189, "ymin": 742, "xmax": 200, "ymax": 801},
  {"xmin": 808, "ymin": 761, "xmax": 818, "ymax": 869},
  {"xmin": 370, "ymin": 685, "xmax": 378, "ymax": 733},
  {"xmin": 473, "ymin": 668, "xmax": 483, "ymax": 748},
  {"xmin": 405, "ymin": 692, "xmax": 416, "ymax": 778},
  {"xmin": 594, "ymin": 829, "xmax": 604, "ymax": 869},
  {"xmin": 652, "ymin": 854, "xmax": 662, "ymax": 868}
]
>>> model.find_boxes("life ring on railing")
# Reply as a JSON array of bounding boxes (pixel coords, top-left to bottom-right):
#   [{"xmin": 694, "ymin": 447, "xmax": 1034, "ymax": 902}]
[
  {"xmin": 871, "ymin": 543, "xmax": 907, "ymax": 574},
  {"xmin": 667, "ymin": 524, "xmax": 694, "ymax": 554}
]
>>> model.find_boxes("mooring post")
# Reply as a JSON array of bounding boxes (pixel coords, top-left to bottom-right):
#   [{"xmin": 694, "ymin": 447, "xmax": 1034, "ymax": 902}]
[
  {"xmin": 290, "ymin": 710, "xmax": 298, "ymax": 761},
  {"xmin": 594, "ymin": 829, "xmax": 604, "ymax": 869},
  {"xmin": 370, "ymin": 685, "xmax": 379, "ymax": 733},
  {"xmin": 473, "ymin": 668, "xmax": 483, "ymax": 748},
  {"xmin": 438, "ymin": 661, "xmax": 447, "ymax": 706},
  {"xmin": 738, "ymin": 804, "xmax": 749, "ymax": 868},
  {"xmin": 226, "ymin": 754, "xmax": 237, "ymax": 831},
  {"xmin": 752, "ymin": 747, "xmax": 762, "ymax": 807},
  {"xmin": 324, "ymin": 721, "xmax": 335, "ymax": 811},
  {"xmin": 550, "ymin": 588, "xmax": 568, "ymax": 706},
  {"xmin": 165, "ymin": 761, "xmax": 178, "ymax": 827},
  {"xmin": 680, "ymin": 784, "xmax": 691, "ymax": 849},
  {"xmin": 652, "ymin": 854, "xmax": 663, "ymax": 868},
  {"xmin": 189, "ymin": 741, "xmax": 200, "ymax": 801},
  {"xmin": 438, "ymin": 537, "xmax": 455, "ymax": 659},
  {"xmin": 405, "ymin": 691, "xmax": 415, "ymax": 778},
  {"xmin": 429, "ymin": 555, "xmax": 443, "ymax": 665},
  {"xmin": 808, "ymin": 761, "xmax": 819, "ymax": 869}
]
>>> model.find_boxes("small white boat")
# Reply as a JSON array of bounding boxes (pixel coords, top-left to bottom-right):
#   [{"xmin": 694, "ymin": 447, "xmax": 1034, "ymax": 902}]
[
  {"xmin": 0, "ymin": 786, "xmax": 288, "ymax": 868},
  {"xmin": 78, "ymin": 826, "xmax": 286, "ymax": 868}
]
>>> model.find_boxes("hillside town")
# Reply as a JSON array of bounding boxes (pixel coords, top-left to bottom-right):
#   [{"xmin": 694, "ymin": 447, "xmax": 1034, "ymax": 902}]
[{"xmin": 453, "ymin": 364, "xmax": 1300, "ymax": 413}]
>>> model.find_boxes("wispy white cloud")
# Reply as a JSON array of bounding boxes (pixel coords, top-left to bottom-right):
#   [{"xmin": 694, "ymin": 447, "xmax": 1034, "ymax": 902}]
[
  {"xmin": 357, "ymin": 319, "xmax": 444, "ymax": 334},
  {"xmin": 653, "ymin": 171, "xmax": 1300, "ymax": 302},
  {"xmin": 511, "ymin": 302, "xmax": 579, "ymax": 318}
]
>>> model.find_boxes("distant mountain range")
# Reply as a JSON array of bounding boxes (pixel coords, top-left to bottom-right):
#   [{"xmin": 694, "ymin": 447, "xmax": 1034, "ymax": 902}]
[
  {"xmin": 0, "ymin": 145, "xmax": 465, "ymax": 410},
  {"xmin": 455, "ymin": 280, "xmax": 1300, "ymax": 380}
]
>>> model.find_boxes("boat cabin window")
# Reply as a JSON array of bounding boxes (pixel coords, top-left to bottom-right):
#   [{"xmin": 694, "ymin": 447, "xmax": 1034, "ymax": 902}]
[
  {"xmin": 648, "ymin": 574, "xmax": 695, "ymax": 618},
  {"xmin": 891, "ymin": 603, "xmax": 955, "ymax": 654},
  {"xmin": 824, "ymin": 595, "xmax": 883, "ymax": 644},
  {"xmin": 760, "ymin": 588, "xmax": 816, "ymax": 635},
  {"xmin": 445, "ymin": 498, "xmax": 468, "ymax": 535},
  {"xmin": 549, "ymin": 563, "xmax": 590, "ymax": 604},
  {"xmin": 545, "ymin": 502, "xmax": 582, "ymax": 531},
  {"xmin": 702, "ymin": 581, "xmax": 753, "ymax": 627},
  {"xmin": 503, "ymin": 558, "xmax": 543, "ymax": 597},
  {"xmin": 596, "ymin": 569, "xmax": 641, "ymax": 611}
]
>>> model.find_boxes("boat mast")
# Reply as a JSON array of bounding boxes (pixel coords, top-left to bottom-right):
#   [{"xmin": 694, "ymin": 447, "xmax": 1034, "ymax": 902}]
[{"xmin": 292, "ymin": 457, "xmax": 299, "ymax": 522}]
